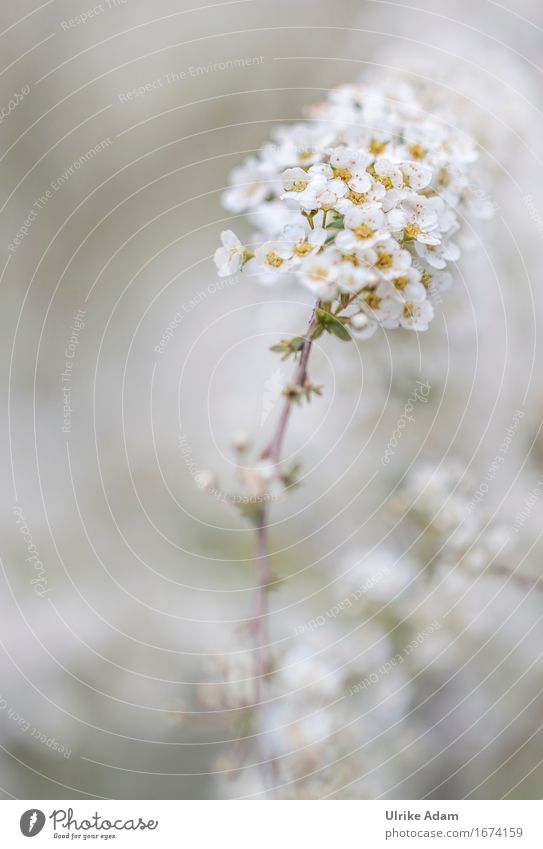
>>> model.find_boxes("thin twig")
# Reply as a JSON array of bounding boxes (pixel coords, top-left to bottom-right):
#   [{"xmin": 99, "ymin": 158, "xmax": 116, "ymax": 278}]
[
  {"xmin": 254, "ymin": 505, "xmax": 271, "ymax": 706},
  {"xmin": 261, "ymin": 301, "xmax": 321, "ymax": 464},
  {"xmin": 251, "ymin": 300, "xmax": 321, "ymax": 794}
]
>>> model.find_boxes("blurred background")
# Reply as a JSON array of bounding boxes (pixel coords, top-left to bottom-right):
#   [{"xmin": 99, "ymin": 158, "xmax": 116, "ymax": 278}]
[{"xmin": 1, "ymin": 0, "xmax": 543, "ymax": 800}]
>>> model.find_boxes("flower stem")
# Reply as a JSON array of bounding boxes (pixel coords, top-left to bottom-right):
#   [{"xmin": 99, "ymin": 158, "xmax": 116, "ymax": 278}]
[
  {"xmin": 254, "ymin": 505, "xmax": 270, "ymax": 707},
  {"xmin": 251, "ymin": 300, "xmax": 321, "ymax": 793},
  {"xmin": 261, "ymin": 301, "xmax": 321, "ymax": 464}
]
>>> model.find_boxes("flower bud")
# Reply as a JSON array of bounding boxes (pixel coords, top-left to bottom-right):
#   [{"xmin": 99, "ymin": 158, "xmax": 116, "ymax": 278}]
[
  {"xmin": 232, "ymin": 431, "xmax": 251, "ymax": 453},
  {"xmin": 196, "ymin": 470, "xmax": 217, "ymax": 491}
]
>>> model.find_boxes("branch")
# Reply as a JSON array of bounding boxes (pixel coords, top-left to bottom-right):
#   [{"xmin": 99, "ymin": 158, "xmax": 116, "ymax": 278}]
[
  {"xmin": 261, "ymin": 301, "xmax": 321, "ymax": 464},
  {"xmin": 251, "ymin": 300, "xmax": 321, "ymax": 794}
]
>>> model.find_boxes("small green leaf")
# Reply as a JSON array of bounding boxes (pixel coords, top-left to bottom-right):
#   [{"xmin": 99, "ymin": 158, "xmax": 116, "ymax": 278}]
[
  {"xmin": 316, "ymin": 309, "xmax": 352, "ymax": 341},
  {"xmin": 316, "ymin": 308, "xmax": 331, "ymax": 325},
  {"xmin": 311, "ymin": 323, "xmax": 325, "ymax": 339},
  {"xmin": 270, "ymin": 336, "xmax": 306, "ymax": 360},
  {"xmin": 325, "ymin": 212, "xmax": 344, "ymax": 230},
  {"xmin": 328, "ymin": 320, "xmax": 352, "ymax": 341},
  {"xmin": 311, "ymin": 324, "xmax": 324, "ymax": 339},
  {"xmin": 282, "ymin": 460, "xmax": 303, "ymax": 491},
  {"xmin": 305, "ymin": 383, "xmax": 323, "ymax": 399}
]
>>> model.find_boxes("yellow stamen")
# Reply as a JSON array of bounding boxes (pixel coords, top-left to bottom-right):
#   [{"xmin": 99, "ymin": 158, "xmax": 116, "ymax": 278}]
[
  {"xmin": 310, "ymin": 266, "xmax": 328, "ymax": 282},
  {"xmin": 408, "ymin": 143, "xmax": 426, "ymax": 160},
  {"xmin": 369, "ymin": 138, "xmax": 386, "ymax": 155},
  {"xmin": 266, "ymin": 252, "xmax": 284, "ymax": 268},
  {"xmin": 333, "ymin": 167, "xmax": 352, "ymax": 181},
  {"xmin": 404, "ymin": 223, "xmax": 421, "ymax": 239},
  {"xmin": 375, "ymin": 252, "xmax": 393, "ymax": 270},
  {"xmin": 347, "ymin": 189, "xmax": 367, "ymax": 205},
  {"xmin": 353, "ymin": 224, "xmax": 375, "ymax": 240},
  {"xmin": 365, "ymin": 293, "xmax": 382, "ymax": 310}
]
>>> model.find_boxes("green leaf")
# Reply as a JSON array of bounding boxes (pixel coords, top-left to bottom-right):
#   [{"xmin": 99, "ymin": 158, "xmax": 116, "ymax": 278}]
[
  {"xmin": 282, "ymin": 461, "xmax": 303, "ymax": 490},
  {"xmin": 325, "ymin": 212, "xmax": 344, "ymax": 230},
  {"xmin": 311, "ymin": 323, "xmax": 325, "ymax": 339},
  {"xmin": 316, "ymin": 309, "xmax": 352, "ymax": 341},
  {"xmin": 316, "ymin": 308, "xmax": 331, "ymax": 325},
  {"xmin": 328, "ymin": 320, "xmax": 352, "ymax": 341},
  {"xmin": 305, "ymin": 383, "xmax": 323, "ymax": 399},
  {"xmin": 270, "ymin": 336, "xmax": 306, "ymax": 360}
]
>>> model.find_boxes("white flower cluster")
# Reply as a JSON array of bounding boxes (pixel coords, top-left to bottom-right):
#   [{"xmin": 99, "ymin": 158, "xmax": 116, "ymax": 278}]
[
  {"xmin": 396, "ymin": 460, "xmax": 510, "ymax": 573},
  {"xmin": 198, "ymin": 622, "xmax": 412, "ymax": 798},
  {"xmin": 215, "ymin": 80, "xmax": 489, "ymax": 337}
]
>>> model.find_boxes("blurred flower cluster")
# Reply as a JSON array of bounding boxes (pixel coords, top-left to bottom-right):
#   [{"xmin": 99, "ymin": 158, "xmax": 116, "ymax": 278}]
[{"xmin": 198, "ymin": 457, "xmax": 537, "ymax": 799}]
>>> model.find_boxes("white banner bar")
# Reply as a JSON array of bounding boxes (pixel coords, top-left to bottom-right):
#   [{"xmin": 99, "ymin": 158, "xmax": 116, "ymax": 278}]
[{"xmin": 1, "ymin": 800, "xmax": 542, "ymax": 848}]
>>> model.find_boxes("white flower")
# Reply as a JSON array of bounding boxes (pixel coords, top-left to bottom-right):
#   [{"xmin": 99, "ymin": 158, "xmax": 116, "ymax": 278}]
[
  {"xmin": 281, "ymin": 224, "xmax": 327, "ymax": 263},
  {"xmin": 223, "ymin": 158, "xmax": 271, "ymax": 213},
  {"xmin": 335, "ymin": 207, "xmax": 390, "ymax": 251},
  {"xmin": 298, "ymin": 250, "xmax": 339, "ymax": 299},
  {"xmin": 387, "ymin": 196, "xmax": 441, "ymax": 245},
  {"xmin": 214, "ymin": 230, "xmax": 245, "ymax": 277},
  {"xmin": 398, "ymin": 298, "xmax": 434, "ymax": 331},
  {"xmin": 313, "ymin": 176, "xmax": 349, "ymax": 211},
  {"xmin": 281, "ymin": 166, "xmax": 313, "ymax": 194},
  {"xmin": 374, "ymin": 157, "xmax": 404, "ymax": 191},
  {"xmin": 247, "ymin": 200, "xmax": 297, "ymax": 236},
  {"xmin": 281, "ymin": 167, "xmax": 327, "ymax": 211},
  {"xmin": 431, "ymin": 269, "xmax": 453, "ymax": 291},
  {"xmin": 415, "ymin": 238, "xmax": 460, "ymax": 269},
  {"xmin": 336, "ymin": 261, "xmax": 373, "ymax": 294},
  {"xmin": 359, "ymin": 288, "xmax": 403, "ymax": 325},
  {"xmin": 401, "ymin": 160, "xmax": 433, "ymax": 190},
  {"xmin": 269, "ymin": 122, "xmax": 333, "ymax": 167},
  {"xmin": 254, "ymin": 239, "xmax": 294, "ymax": 273},
  {"xmin": 329, "ymin": 147, "xmax": 372, "ymax": 193},
  {"xmin": 363, "ymin": 238, "xmax": 412, "ymax": 279},
  {"xmin": 387, "ymin": 267, "xmax": 426, "ymax": 301},
  {"xmin": 339, "ymin": 547, "xmax": 416, "ymax": 603},
  {"xmin": 335, "ymin": 179, "xmax": 386, "ymax": 213}
]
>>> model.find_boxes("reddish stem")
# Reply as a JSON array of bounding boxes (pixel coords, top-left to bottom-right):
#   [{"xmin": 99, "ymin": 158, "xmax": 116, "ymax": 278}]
[
  {"xmin": 251, "ymin": 302, "xmax": 320, "ymax": 794},
  {"xmin": 261, "ymin": 302, "xmax": 321, "ymax": 464}
]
